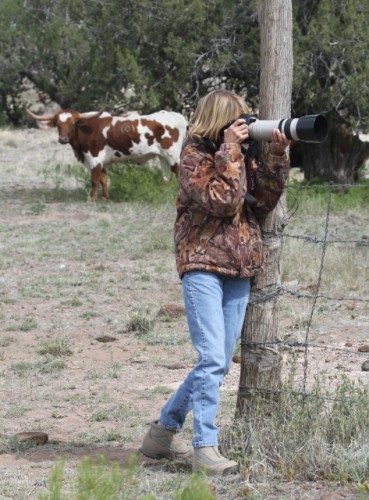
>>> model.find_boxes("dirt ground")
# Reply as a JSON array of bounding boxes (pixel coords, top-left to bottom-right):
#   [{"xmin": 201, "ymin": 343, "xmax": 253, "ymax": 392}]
[{"xmin": 0, "ymin": 127, "xmax": 368, "ymax": 499}]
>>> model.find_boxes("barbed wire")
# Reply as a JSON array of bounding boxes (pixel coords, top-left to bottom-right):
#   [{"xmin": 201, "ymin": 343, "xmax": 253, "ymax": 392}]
[
  {"xmin": 282, "ymin": 233, "xmax": 369, "ymax": 245},
  {"xmin": 287, "ymin": 182, "xmax": 369, "ymax": 189},
  {"xmin": 237, "ymin": 385, "xmax": 366, "ymax": 405},
  {"xmin": 248, "ymin": 285, "xmax": 369, "ymax": 303},
  {"xmin": 302, "ymin": 183, "xmax": 332, "ymax": 394},
  {"xmin": 281, "ymin": 287, "xmax": 369, "ymax": 302},
  {"xmin": 239, "ymin": 182, "xmax": 369, "ymax": 405},
  {"xmin": 241, "ymin": 340, "xmax": 369, "ymax": 357},
  {"xmin": 285, "ymin": 181, "xmax": 369, "ymax": 220},
  {"xmin": 240, "ymin": 339, "xmax": 369, "ymax": 355}
]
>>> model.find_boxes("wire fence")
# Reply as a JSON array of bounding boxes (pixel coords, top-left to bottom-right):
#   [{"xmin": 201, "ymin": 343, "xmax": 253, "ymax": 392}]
[{"xmin": 239, "ymin": 182, "xmax": 369, "ymax": 404}]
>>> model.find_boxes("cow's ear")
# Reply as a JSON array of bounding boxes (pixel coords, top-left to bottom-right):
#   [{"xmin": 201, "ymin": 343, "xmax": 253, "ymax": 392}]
[
  {"xmin": 46, "ymin": 120, "xmax": 55, "ymax": 128},
  {"xmin": 78, "ymin": 124, "xmax": 93, "ymax": 134}
]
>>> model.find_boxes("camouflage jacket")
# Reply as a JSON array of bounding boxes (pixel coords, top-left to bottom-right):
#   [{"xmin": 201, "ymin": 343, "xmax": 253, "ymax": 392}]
[{"xmin": 174, "ymin": 135, "xmax": 290, "ymax": 279}]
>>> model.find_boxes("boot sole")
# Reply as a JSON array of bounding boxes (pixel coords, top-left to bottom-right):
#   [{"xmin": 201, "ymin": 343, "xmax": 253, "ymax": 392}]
[
  {"xmin": 139, "ymin": 447, "xmax": 171, "ymax": 460},
  {"xmin": 139, "ymin": 447, "xmax": 192, "ymax": 461},
  {"xmin": 222, "ymin": 464, "xmax": 240, "ymax": 475},
  {"xmin": 193, "ymin": 463, "xmax": 240, "ymax": 475}
]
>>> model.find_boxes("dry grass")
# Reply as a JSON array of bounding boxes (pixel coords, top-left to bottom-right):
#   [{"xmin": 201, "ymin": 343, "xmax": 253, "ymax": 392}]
[{"xmin": 0, "ymin": 127, "xmax": 368, "ymax": 499}]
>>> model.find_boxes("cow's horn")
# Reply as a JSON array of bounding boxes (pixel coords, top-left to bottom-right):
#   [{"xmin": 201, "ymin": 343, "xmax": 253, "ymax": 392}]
[
  {"xmin": 78, "ymin": 109, "xmax": 105, "ymax": 119},
  {"xmin": 25, "ymin": 108, "xmax": 56, "ymax": 121}
]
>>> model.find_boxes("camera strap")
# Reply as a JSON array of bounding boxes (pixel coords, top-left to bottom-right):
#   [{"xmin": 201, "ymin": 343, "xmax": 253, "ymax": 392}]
[{"xmin": 242, "ymin": 145, "xmax": 257, "ymax": 206}]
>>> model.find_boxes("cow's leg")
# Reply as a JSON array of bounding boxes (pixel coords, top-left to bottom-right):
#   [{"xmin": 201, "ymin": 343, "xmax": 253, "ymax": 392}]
[
  {"xmin": 90, "ymin": 166, "xmax": 102, "ymax": 202},
  {"xmin": 170, "ymin": 162, "xmax": 179, "ymax": 177},
  {"xmin": 158, "ymin": 157, "xmax": 172, "ymax": 183},
  {"xmin": 100, "ymin": 168, "xmax": 109, "ymax": 199}
]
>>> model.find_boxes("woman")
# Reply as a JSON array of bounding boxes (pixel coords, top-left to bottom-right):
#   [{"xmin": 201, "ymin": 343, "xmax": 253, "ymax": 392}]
[{"xmin": 140, "ymin": 89, "xmax": 290, "ymax": 475}]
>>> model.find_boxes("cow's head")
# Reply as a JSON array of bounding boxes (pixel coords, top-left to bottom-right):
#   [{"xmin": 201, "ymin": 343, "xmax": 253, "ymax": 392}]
[{"xmin": 26, "ymin": 108, "xmax": 103, "ymax": 145}]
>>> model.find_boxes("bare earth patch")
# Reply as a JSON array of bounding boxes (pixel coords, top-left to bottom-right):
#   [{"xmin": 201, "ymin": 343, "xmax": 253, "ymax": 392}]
[{"xmin": 0, "ymin": 128, "xmax": 368, "ymax": 499}]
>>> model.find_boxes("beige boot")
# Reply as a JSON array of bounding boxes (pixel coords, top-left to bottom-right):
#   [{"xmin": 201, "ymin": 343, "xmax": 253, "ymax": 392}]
[
  {"xmin": 193, "ymin": 446, "xmax": 239, "ymax": 475},
  {"xmin": 139, "ymin": 422, "xmax": 193, "ymax": 460}
]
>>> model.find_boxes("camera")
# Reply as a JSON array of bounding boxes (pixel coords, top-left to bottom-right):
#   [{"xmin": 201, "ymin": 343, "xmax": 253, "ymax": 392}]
[{"xmin": 222, "ymin": 113, "xmax": 328, "ymax": 143}]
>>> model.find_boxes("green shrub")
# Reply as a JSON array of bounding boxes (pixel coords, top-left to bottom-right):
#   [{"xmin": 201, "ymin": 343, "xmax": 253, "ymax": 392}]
[
  {"xmin": 108, "ymin": 163, "xmax": 178, "ymax": 205},
  {"xmin": 175, "ymin": 474, "xmax": 216, "ymax": 500},
  {"xmin": 287, "ymin": 180, "xmax": 369, "ymax": 215},
  {"xmin": 39, "ymin": 455, "xmax": 138, "ymax": 500},
  {"xmin": 39, "ymin": 456, "xmax": 216, "ymax": 500}
]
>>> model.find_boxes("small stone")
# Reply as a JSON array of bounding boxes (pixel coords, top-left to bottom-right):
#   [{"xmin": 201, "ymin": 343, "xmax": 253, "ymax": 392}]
[
  {"xmin": 319, "ymin": 493, "xmax": 343, "ymax": 500},
  {"xmin": 232, "ymin": 355, "xmax": 241, "ymax": 364},
  {"xmin": 358, "ymin": 345, "xmax": 369, "ymax": 353},
  {"xmin": 95, "ymin": 335, "xmax": 117, "ymax": 343},
  {"xmin": 157, "ymin": 304, "xmax": 185, "ymax": 318},
  {"xmin": 361, "ymin": 360, "xmax": 369, "ymax": 371},
  {"xmin": 161, "ymin": 363, "xmax": 186, "ymax": 370},
  {"xmin": 14, "ymin": 432, "xmax": 48, "ymax": 445}
]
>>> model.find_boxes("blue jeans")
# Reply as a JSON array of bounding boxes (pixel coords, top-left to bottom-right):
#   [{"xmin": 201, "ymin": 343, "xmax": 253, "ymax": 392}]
[{"xmin": 159, "ymin": 270, "xmax": 250, "ymax": 447}]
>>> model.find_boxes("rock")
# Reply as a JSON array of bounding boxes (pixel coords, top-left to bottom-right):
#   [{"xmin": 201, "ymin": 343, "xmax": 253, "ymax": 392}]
[
  {"xmin": 319, "ymin": 495, "xmax": 341, "ymax": 500},
  {"xmin": 160, "ymin": 363, "xmax": 187, "ymax": 370},
  {"xmin": 358, "ymin": 345, "xmax": 369, "ymax": 353},
  {"xmin": 157, "ymin": 304, "xmax": 185, "ymax": 318},
  {"xmin": 361, "ymin": 360, "xmax": 369, "ymax": 371},
  {"xmin": 95, "ymin": 335, "xmax": 117, "ymax": 343},
  {"xmin": 14, "ymin": 431, "xmax": 48, "ymax": 445},
  {"xmin": 232, "ymin": 355, "xmax": 241, "ymax": 364}
]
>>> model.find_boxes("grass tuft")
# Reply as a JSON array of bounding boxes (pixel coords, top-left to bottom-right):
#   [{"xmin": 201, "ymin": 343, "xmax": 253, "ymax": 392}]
[
  {"xmin": 11, "ymin": 356, "xmax": 67, "ymax": 377},
  {"xmin": 38, "ymin": 336, "xmax": 73, "ymax": 357},
  {"xmin": 38, "ymin": 455, "xmax": 217, "ymax": 500},
  {"xmin": 220, "ymin": 375, "xmax": 369, "ymax": 485},
  {"xmin": 126, "ymin": 306, "xmax": 156, "ymax": 334}
]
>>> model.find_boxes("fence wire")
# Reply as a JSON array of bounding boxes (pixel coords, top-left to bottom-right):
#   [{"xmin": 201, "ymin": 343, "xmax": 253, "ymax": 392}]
[{"xmin": 239, "ymin": 182, "xmax": 369, "ymax": 404}]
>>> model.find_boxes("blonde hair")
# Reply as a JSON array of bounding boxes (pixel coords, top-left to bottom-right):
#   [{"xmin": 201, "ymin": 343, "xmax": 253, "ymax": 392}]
[{"xmin": 189, "ymin": 89, "xmax": 251, "ymax": 143}]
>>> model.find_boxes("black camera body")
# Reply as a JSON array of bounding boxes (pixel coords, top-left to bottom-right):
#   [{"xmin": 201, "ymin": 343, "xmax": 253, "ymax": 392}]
[{"xmin": 222, "ymin": 113, "xmax": 328, "ymax": 143}]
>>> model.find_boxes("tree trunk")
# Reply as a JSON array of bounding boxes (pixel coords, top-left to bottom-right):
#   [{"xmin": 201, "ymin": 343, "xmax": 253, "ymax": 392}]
[
  {"xmin": 236, "ymin": 0, "xmax": 293, "ymax": 415},
  {"xmin": 293, "ymin": 121, "xmax": 369, "ymax": 183}
]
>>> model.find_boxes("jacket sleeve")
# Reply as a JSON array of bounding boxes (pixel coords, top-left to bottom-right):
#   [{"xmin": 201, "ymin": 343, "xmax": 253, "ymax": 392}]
[
  {"xmin": 178, "ymin": 142, "xmax": 247, "ymax": 217},
  {"xmin": 250, "ymin": 150, "xmax": 290, "ymax": 217}
]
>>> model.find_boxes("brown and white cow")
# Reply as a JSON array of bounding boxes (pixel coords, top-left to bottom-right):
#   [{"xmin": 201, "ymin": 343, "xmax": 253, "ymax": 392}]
[{"xmin": 26, "ymin": 108, "xmax": 188, "ymax": 201}]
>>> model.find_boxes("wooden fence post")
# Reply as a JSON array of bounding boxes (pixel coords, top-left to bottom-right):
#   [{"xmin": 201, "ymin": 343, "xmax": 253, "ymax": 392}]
[{"xmin": 237, "ymin": 0, "xmax": 293, "ymax": 415}]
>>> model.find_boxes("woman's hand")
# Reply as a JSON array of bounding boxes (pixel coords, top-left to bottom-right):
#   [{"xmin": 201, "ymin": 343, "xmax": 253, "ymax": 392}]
[
  {"xmin": 270, "ymin": 128, "xmax": 290, "ymax": 155},
  {"xmin": 223, "ymin": 118, "xmax": 249, "ymax": 144}
]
